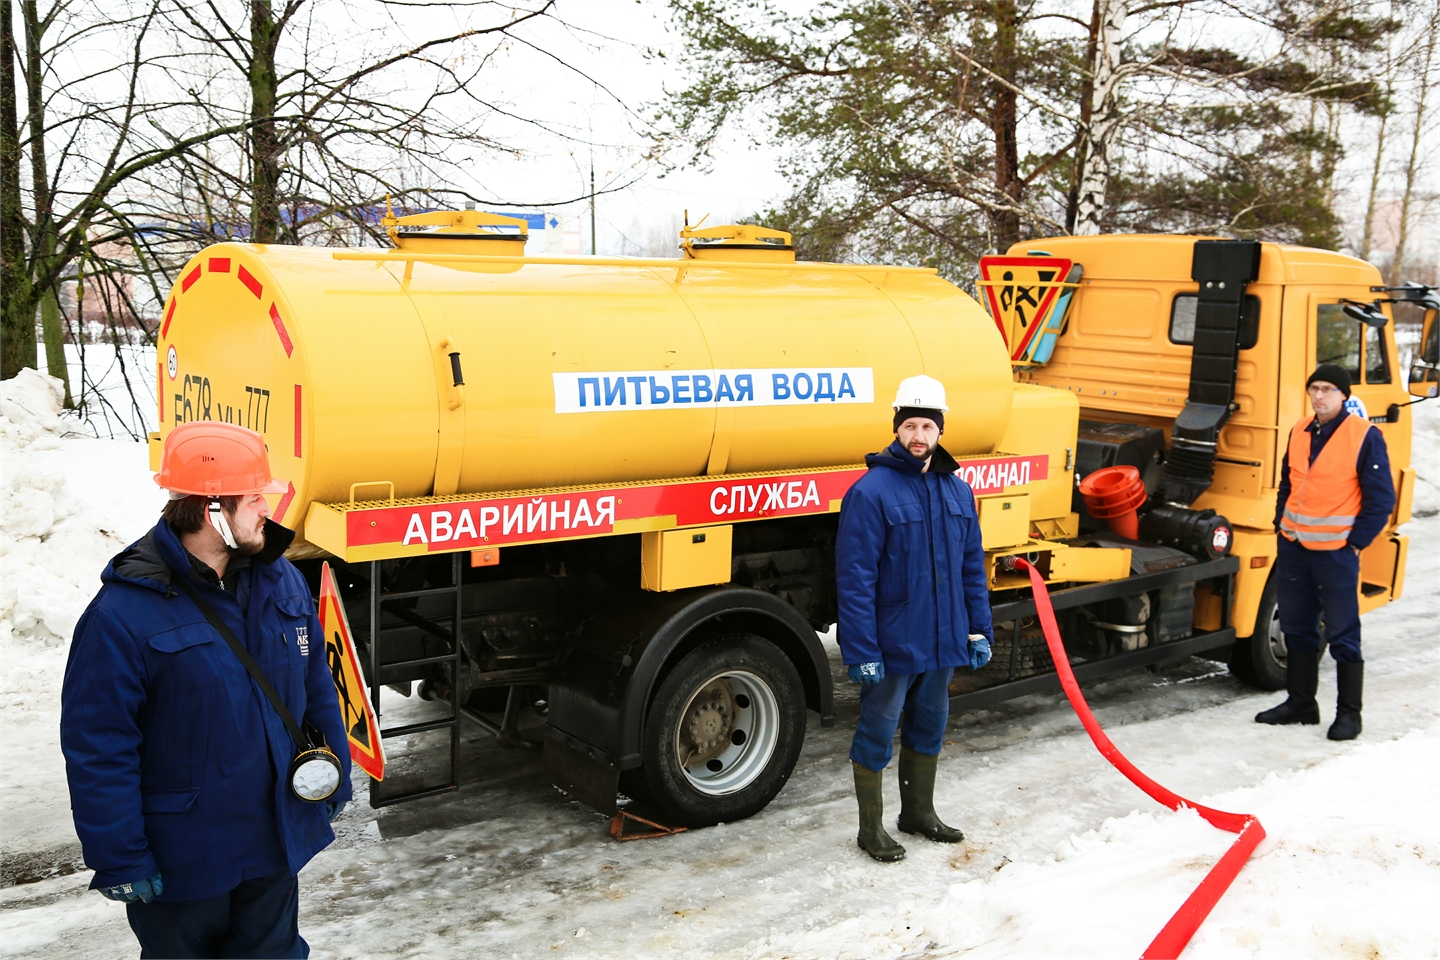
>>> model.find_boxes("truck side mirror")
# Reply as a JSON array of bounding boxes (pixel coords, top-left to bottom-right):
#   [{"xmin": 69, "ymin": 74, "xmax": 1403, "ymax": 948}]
[
  {"xmin": 1411, "ymin": 307, "xmax": 1439, "ymax": 399},
  {"xmin": 1342, "ymin": 302, "xmax": 1388, "ymax": 327}
]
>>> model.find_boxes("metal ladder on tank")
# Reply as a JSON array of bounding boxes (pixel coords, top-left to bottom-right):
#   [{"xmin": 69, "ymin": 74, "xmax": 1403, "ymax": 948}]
[{"xmin": 366, "ymin": 553, "xmax": 464, "ymax": 807}]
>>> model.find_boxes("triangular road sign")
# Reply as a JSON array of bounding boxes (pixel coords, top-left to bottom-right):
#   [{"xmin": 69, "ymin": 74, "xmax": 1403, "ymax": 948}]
[{"xmin": 319, "ymin": 562, "xmax": 385, "ymax": 781}]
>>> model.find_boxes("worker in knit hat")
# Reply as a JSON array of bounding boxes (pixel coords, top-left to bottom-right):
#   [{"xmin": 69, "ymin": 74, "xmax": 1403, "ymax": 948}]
[
  {"xmin": 1256, "ymin": 363, "xmax": 1394, "ymax": 741},
  {"xmin": 833, "ymin": 375, "xmax": 993, "ymax": 862}
]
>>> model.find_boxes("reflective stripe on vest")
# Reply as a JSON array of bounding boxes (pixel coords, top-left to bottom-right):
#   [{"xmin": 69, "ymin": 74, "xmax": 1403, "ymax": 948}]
[{"xmin": 1278, "ymin": 412, "xmax": 1372, "ymax": 550}]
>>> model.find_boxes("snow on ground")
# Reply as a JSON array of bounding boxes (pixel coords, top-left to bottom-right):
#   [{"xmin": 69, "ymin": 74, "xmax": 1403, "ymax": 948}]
[
  {"xmin": 1410, "ymin": 396, "xmax": 1440, "ymax": 517},
  {"xmin": 0, "ymin": 370, "xmax": 165, "ymax": 886},
  {"xmin": 0, "ymin": 390, "xmax": 1437, "ymax": 958}
]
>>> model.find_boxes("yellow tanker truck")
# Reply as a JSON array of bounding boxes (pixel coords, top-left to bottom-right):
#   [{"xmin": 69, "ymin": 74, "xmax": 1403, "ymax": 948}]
[{"xmin": 149, "ymin": 209, "xmax": 1420, "ymax": 825}]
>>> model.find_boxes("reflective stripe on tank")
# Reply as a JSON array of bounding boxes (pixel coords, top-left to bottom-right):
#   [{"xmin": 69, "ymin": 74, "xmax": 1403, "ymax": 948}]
[{"xmin": 1283, "ymin": 507, "xmax": 1357, "ymax": 527}]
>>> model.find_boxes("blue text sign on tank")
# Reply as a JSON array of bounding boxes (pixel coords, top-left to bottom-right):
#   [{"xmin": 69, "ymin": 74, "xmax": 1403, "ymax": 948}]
[{"xmin": 553, "ymin": 368, "xmax": 874, "ymax": 413}]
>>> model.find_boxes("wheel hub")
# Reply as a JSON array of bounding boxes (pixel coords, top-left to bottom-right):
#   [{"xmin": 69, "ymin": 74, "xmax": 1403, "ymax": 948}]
[{"xmin": 680, "ymin": 681, "xmax": 735, "ymax": 765}]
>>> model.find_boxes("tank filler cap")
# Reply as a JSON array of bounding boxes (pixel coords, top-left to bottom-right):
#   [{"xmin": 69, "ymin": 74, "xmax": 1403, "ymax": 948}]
[
  {"xmin": 680, "ymin": 220, "xmax": 796, "ymax": 263},
  {"xmin": 382, "ymin": 199, "xmax": 529, "ymax": 254}
]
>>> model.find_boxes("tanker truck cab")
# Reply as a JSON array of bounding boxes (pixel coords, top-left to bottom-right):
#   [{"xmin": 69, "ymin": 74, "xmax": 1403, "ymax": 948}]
[{"xmin": 1004, "ymin": 235, "xmax": 1415, "ymax": 690}]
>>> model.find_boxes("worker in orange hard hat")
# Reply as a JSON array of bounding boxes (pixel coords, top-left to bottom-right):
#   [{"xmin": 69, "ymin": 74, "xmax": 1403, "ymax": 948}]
[
  {"xmin": 61, "ymin": 421, "xmax": 350, "ymax": 959},
  {"xmin": 1256, "ymin": 364, "xmax": 1395, "ymax": 741}
]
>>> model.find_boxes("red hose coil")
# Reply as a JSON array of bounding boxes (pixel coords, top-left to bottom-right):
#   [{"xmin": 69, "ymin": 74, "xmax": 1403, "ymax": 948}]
[{"xmin": 1013, "ymin": 557, "xmax": 1265, "ymax": 960}]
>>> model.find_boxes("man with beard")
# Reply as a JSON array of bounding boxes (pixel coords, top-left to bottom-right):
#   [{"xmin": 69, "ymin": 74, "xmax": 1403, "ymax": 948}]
[
  {"xmin": 835, "ymin": 375, "xmax": 993, "ymax": 862},
  {"xmin": 61, "ymin": 421, "xmax": 350, "ymax": 958}
]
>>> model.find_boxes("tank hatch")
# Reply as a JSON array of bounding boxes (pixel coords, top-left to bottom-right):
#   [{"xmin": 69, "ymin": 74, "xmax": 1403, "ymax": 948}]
[
  {"xmin": 680, "ymin": 221, "xmax": 795, "ymax": 263},
  {"xmin": 384, "ymin": 202, "xmax": 528, "ymax": 256}
]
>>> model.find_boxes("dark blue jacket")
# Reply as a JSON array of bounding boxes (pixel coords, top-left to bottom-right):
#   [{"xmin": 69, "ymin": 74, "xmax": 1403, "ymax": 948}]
[
  {"xmin": 60, "ymin": 519, "xmax": 351, "ymax": 902},
  {"xmin": 1273, "ymin": 411, "xmax": 1396, "ymax": 551},
  {"xmin": 835, "ymin": 440, "xmax": 994, "ymax": 673}
]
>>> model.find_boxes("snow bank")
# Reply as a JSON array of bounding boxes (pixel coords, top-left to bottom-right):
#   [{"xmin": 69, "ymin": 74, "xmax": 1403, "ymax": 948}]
[
  {"xmin": 0, "ymin": 370, "xmax": 161, "ymax": 720},
  {"xmin": 1408, "ymin": 396, "xmax": 1440, "ymax": 517},
  {"xmin": 755, "ymin": 724, "xmax": 1440, "ymax": 959}
]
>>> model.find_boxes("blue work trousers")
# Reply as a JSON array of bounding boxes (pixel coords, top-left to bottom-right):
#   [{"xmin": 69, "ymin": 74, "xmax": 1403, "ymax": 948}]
[
  {"xmin": 850, "ymin": 668, "xmax": 955, "ymax": 772},
  {"xmin": 1276, "ymin": 535, "xmax": 1363, "ymax": 664},
  {"xmin": 125, "ymin": 871, "xmax": 307, "ymax": 959}
]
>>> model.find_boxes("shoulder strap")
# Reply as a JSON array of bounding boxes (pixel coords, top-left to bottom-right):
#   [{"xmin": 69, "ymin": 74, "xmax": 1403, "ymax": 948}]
[{"xmin": 172, "ymin": 575, "xmax": 308, "ymax": 751}]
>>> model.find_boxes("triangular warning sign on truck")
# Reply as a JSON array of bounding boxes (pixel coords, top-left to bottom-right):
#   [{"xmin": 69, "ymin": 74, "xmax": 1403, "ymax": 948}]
[
  {"xmin": 978, "ymin": 255, "xmax": 1076, "ymax": 363},
  {"xmin": 318, "ymin": 561, "xmax": 385, "ymax": 781}
]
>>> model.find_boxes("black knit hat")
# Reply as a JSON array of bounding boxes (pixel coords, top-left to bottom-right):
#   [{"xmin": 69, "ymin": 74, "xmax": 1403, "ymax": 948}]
[
  {"xmin": 1307, "ymin": 364, "xmax": 1352, "ymax": 397},
  {"xmin": 893, "ymin": 406, "xmax": 944, "ymax": 433}
]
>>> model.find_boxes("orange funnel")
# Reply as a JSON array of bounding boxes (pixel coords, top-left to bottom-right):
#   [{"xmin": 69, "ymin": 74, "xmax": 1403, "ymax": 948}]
[{"xmin": 1078, "ymin": 465, "xmax": 1147, "ymax": 540}]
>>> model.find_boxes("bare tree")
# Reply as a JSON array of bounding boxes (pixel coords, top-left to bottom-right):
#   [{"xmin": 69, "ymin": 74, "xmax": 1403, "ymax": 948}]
[
  {"xmin": 1390, "ymin": 0, "xmax": 1438, "ymax": 283},
  {"xmin": 1, "ymin": 3, "xmax": 259, "ymax": 381}
]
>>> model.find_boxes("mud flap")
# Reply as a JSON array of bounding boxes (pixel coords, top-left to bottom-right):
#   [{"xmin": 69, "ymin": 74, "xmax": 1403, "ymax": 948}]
[{"xmin": 543, "ymin": 736, "xmax": 619, "ymax": 815}]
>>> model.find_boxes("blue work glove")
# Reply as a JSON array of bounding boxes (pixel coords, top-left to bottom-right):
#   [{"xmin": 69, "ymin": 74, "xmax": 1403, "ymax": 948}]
[
  {"xmin": 969, "ymin": 634, "xmax": 992, "ymax": 670},
  {"xmin": 847, "ymin": 661, "xmax": 885, "ymax": 686},
  {"xmin": 99, "ymin": 874, "xmax": 162, "ymax": 903},
  {"xmin": 325, "ymin": 798, "xmax": 346, "ymax": 823}
]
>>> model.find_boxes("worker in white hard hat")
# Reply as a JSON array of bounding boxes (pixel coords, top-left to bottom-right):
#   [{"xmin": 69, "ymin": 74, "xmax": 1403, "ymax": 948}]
[
  {"xmin": 60, "ymin": 421, "xmax": 350, "ymax": 958},
  {"xmin": 834, "ymin": 375, "xmax": 993, "ymax": 862}
]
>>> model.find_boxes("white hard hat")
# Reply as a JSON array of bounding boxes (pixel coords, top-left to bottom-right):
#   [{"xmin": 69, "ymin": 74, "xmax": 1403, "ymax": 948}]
[{"xmin": 892, "ymin": 374, "xmax": 948, "ymax": 412}]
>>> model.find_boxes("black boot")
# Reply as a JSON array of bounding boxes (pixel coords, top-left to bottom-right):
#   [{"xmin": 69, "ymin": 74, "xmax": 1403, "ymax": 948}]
[
  {"xmin": 895, "ymin": 747, "xmax": 965, "ymax": 843},
  {"xmin": 1255, "ymin": 651, "xmax": 1321, "ymax": 725},
  {"xmin": 1327, "ymin": 661, "xmax": 1363, "ymax": 741},
  {"xmin": 852, "ymin": 762, "xmax": 906, "ymax": 862}
]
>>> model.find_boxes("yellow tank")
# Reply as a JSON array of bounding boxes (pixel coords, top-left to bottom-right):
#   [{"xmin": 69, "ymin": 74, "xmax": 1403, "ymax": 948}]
[{"xmin": 154, "ymin": 216, "xmax": 1014, "ymax": 546}]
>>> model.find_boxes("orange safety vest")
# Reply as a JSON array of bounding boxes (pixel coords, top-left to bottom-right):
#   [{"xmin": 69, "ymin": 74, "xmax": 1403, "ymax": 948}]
[{"xmin": 1279, "ymin": 412, "xmax": 1373, "ymax": 550}]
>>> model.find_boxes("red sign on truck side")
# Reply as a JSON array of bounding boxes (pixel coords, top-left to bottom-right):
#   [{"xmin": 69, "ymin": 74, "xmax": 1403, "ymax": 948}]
[{"xmin": 323, "ymin": 454, "xmax": 1048, "ymax": 560}]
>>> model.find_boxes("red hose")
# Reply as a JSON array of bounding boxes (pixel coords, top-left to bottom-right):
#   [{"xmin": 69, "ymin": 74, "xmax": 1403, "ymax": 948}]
[{"xmin": 1012, "ymin": 558, "xmax": 1265, "ymax": 960}]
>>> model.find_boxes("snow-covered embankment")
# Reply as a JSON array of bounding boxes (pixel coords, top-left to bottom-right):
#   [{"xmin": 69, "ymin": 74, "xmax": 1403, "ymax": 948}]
[{"xmin": 0, "ymin": 370, "xmax": 162, "ymax": 884}]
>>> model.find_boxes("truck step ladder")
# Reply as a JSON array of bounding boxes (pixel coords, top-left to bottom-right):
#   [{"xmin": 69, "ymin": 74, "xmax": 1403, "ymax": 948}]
[{"xmin": 367, "ymin": 553, "xmax": 463, "ymax": 807}]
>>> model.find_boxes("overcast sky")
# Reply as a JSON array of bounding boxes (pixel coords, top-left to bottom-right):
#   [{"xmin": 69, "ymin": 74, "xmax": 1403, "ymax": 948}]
[{"xmin": 419, "ymin": 0, "xmax": 791, "ymax": 256}]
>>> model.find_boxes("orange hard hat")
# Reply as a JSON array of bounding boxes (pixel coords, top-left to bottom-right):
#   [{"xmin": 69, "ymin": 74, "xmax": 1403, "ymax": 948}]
[{"xmin": 154, "ymin": 421, "xmax": 288, "ymax": 497}]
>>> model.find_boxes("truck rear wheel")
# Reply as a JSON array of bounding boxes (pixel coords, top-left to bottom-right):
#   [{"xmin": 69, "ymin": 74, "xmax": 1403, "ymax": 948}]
[
  {"xmin": 631, "ymin": 634, "xmax": 806, "ymax": 827},
  {"xmin": 1230, "ymin": 577, "xmax": 1286, "ymax": 690}
]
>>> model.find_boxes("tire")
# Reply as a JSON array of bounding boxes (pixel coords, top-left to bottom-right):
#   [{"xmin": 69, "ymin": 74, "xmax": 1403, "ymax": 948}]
[
  {"xmin": 1229, "ymin": 576, "xmax": 1286, "ymax": 690},
  {"xmin": 631, "ymin": 634, "xmax": 806, "ymax": 827}
]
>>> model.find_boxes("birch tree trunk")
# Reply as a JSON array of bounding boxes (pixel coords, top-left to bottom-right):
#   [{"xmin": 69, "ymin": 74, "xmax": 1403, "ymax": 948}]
[
  {"xmin": 1360, "ymin": 95, "xmax": 1391, "ymax": 263},
  {"xmin": 1073, "ymin": 0, "xmax": 1126, "ymax": 236},
  {"xmin": 1391, "ymin": 3, "xmax": 1437, "ymax": 284}
]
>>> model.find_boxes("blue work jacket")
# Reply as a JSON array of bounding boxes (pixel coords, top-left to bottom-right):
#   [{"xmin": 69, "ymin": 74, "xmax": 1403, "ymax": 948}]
[
  {"xmin": 836, "ymin": 440, "xmax": 994, "ymax": 673},
  {"xmin": 60, "ymin": 518, "xmax": 351, "ymax": 901}
]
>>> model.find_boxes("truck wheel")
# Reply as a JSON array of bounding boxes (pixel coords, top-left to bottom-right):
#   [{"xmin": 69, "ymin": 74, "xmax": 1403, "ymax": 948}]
[
  {"xmin": 633, "ymin": 634, "xmax": 806, "ymax": 828},
  {"xmin": 1230, "ymin": 578, "xmax": 1286, "ymax": 690}
]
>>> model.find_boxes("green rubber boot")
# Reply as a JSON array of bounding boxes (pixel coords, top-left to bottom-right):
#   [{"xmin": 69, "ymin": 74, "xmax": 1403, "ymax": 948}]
[
  {"xmin": 852, "ymin": 762, "xmax": 906, "ymax": 862},
  {"xmin": 896, "ymin": 747, "xmax": 965, "ymax": 843}
]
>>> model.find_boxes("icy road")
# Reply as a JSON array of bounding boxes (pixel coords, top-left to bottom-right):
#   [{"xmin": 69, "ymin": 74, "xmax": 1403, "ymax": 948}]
[{"xmin": 2, "ymin": 369, "xmax": 1438, "ymax": 958}]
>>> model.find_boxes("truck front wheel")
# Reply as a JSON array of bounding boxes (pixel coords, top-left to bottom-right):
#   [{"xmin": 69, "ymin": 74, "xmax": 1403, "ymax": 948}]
[
  {"xmin": 1229, "ymin": 577, "xmax": 1286, "ymax": 690},
  {"xmin": 632, "ymin": 634, "xmax": 806, "ymax": 827}
]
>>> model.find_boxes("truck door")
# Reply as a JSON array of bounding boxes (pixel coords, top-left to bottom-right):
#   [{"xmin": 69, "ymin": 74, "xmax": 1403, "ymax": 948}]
[{"xmin": 1309, "ymin": 293, "xmax": 1408, "ymax": 448}]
